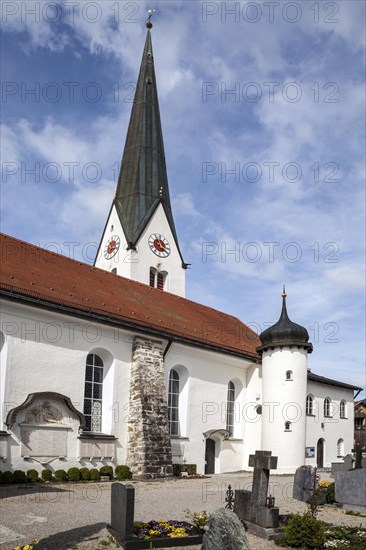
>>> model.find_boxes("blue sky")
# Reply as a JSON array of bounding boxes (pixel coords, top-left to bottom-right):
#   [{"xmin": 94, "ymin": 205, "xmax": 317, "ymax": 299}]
[{"xmin": 1, "ymin": 1, "xmax": 365, "ymax": 393}]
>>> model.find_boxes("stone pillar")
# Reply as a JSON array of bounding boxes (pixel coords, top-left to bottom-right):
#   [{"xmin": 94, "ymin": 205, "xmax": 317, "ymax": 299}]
[{"xmin": 126, "ymin": 336, "xmax": 172, "ymax": 479}]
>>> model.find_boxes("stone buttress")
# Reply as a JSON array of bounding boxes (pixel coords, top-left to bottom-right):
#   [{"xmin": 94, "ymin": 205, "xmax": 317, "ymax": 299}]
[{"xmin": 126, "ymin": 336, "xmax": 172, "ymax": 478}]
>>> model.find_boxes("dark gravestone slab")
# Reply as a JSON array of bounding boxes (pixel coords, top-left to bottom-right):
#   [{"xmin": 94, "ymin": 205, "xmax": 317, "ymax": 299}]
[
  {"xmin": 201, "ymin": 508, "xmax": 249, "ymax": 550},
  {"xmin": 293, "ymin": 465, "xmax": 315, "ymax": 502},
  {"xmin": 111, "ymin": 483, "xmax": 135, "ymax": 541}
]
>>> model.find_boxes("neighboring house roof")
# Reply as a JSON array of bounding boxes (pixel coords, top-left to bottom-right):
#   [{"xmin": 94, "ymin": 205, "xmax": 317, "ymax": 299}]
[
  {"xmin": 307, "ymin": 371, "xmax": 362, "ymax": 391},
  {"xmin": 0, "ymin": 233, "xmax": 259, "ymax": 360}
]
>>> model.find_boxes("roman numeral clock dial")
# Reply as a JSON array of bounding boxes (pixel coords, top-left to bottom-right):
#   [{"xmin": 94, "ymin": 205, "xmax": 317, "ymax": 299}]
[
  {"xmin": 104, "ymin": 235, "xmax": 121, "ymax": 260},
  {"xmin": 148, "ymin": 233, "xmax": 171, "ymax": 258}
]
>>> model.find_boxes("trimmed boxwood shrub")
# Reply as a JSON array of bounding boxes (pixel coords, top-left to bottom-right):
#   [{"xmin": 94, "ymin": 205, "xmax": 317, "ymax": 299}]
[
  {"xmin": 67, "ymin": 467, "xmax": 80, "ymax": 482},
  {"xmin": 14, "ymin": 470, "xmax": 27, "ymax": 483},
  {"xmin": 173, "ymin": 464, "xmax": 182, "ymax": 477},
  {"xmin": 3, "ymin": 471, "xmax": 14, "ymax": 483},
  {"xmin": 0, "ymin": 471, "xmax": 3, "ymax": 484},
  {"xmin": 115, "ymin": 465, "xmax": 132, "ymax": 480},
  {"xmin": 184, "ymin": 464, "xmax": 197, "ymax": 475},
  {"xmin": 41, "ymin": 469, "xmax": 53, "ymax": 482},
  {"xmin": 89, "ymin": 468, "xmax": 100, "ymax": 481},
  {"xmin": 281, "ymin": 513, "xmax": 326, "ymax": 549},
  {"xmin": 79, "ymin": 467, "xmax": 90, "ymax": 481},
  {"xmin": 27, "ymin": 469, "xmax": 39, "ymax": 482},
  {"xmin": 54, "ymin": 469, "xmax": 68, "ymax": 482},
  {"xmin": 99, "ymin": 465, "xmax": 113, "ymax": 478}
]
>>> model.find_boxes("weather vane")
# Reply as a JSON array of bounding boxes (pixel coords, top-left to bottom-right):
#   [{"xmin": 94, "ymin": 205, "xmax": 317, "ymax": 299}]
[{"xmin": 146, "ymin": 9, "xmax": 156, "ymax": 28}]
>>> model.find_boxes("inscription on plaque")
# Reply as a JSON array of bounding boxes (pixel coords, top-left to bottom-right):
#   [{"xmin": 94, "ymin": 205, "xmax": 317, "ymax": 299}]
[
  {"xmin": 79, "ymin": 439, "xmax": 115, "ymax": 459},
  {"xmin": 21, "ymin": 425, "xmax": 68, "ymax": 457}
]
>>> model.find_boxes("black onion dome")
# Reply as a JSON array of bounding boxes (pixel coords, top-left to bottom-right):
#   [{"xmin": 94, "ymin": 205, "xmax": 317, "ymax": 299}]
[{"xmin": 257, "ymin": 289, "xmax": 313, "ymax": 353}]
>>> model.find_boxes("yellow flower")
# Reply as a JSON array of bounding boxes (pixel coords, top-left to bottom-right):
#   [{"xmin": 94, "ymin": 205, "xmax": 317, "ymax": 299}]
[
  {"xmin": 33, "ymin": 541, "xmax": 39, "ymax": 545},
  {"xmin": 23, "ymin": 546, "xmax": 32, "ymax": 550}
]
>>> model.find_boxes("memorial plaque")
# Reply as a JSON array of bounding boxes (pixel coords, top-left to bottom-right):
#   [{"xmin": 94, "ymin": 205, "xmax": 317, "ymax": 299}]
[
  {"xmin": 0, "ymin": 438, "xmax": 8, "ymax": 459},
  {"xmin": 21, "ymin": 425, "xmax": 68, "ymax": 457},
  {"xmin": 79, "ymin": 439, "xmax": 114, "ymax": 459}
]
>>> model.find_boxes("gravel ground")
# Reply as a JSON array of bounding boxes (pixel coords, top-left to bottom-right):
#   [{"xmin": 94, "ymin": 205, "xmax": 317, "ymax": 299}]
[{"xmin": 0, "ymin": 472, "xmax": 365, "ymax": 550}]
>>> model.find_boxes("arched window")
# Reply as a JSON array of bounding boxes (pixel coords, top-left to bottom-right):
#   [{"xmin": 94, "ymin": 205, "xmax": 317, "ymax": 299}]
[
  {"xmin": 83, "ymin": 354, "xmax": 104, "ymax": 432},
  {"xmin": 324, "ymin": 397, "xmax": 332, "ymax": 418},
  {"xmin": 256, "ymin": 405, "xmax": 262, "ymax": 415},
  {"xmin": 150, "ymin": 267, "xmax": 157, "ymax": 287},
  {"xmin": 226, "ymin": 382, "xmax": 235, "ymax": 437},
  {"xmin": 286, "ymin": 370, "xmax": 293, "ymax": 381},
  {"xmin": 285, "ymin": 421, "xmax": 292, "ymax": 431},
  {"xmin": 168, "ymin": 369, "xmax": 179, "ymax": 435},
  {"xmin": 306, "ymin": 395, "xmax": 314, "ymax": 415},
  {"xmin": 337, "ymin": 438, "xmax": 344, "ymax": 457},
  {"xmin": 111, "ymin": 268, "xmax": 117, "ymax": 275},
  {"xmin": 340, "ymin": 400, "xmax": 347, "ymax": 418}
]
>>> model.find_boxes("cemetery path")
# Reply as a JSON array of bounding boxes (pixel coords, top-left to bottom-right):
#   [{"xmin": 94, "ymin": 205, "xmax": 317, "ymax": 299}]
[{"xmin": 0, "ymin": 473, "xmax": 365, "ymax": 549}]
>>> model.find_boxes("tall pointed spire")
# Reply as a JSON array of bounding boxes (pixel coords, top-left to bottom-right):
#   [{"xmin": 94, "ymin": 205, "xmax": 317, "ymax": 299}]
[{"xmin": 114, "ymin": 26, "xmax": 181, "ymax": 255}]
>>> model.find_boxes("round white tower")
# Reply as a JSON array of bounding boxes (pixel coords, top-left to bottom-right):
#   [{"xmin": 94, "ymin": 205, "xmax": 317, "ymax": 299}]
[{"xmin": 257, "ymin": 288, "xmax": 313, "ymax": 473}]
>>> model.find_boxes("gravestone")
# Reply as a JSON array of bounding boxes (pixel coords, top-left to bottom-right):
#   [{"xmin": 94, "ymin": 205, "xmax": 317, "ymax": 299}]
[
  {"xmin": 201, "ymin": 508, "xmax": 249, "ymax": 550},
  {"xmin": 234, "ymin": 450, "xmax": 281, "ymax": 539},
  {"xmin": 110, "ymin": 483, "xmax": 135, "ymax": 542},
  {"xmin": 331, "ymin": 454, "xmax": 355, "ymax": 476},
  {"xmin": 334, "ymin": 469, "xmax": 366, "ymax": 514},
  {"xmin": 293, "ymin": 465, "xmax": 315, "ymax": 502}
]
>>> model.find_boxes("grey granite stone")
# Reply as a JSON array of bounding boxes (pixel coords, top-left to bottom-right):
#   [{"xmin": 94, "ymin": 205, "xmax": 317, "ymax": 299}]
[
  {"xmin": 110, "ymin": 483, "xmax": 135, "ymax": 540},
  {"xmin": 201, "ymin": 508, "xmax": 249, "ymax": 550},
  {"xmin": 293, "ymin": 465, "xmax": 315, "ymax": 502},
  {"xmin": 335, "ymin": 469, "xmax": 366, "ymax": 508}
]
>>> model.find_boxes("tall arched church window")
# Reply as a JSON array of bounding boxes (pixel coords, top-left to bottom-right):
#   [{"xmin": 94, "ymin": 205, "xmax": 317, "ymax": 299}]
[
  {"xmin": 324, "ymin": 397, "xmax": 332, "ymax": 418},
  {"xmin": 337, "ymin": 438, "xmax": 344, "ymax": 457},
  {"xmin": 286, "ymin": 370, "xmax": 293, "ymax": 381},
  {"xmin": 306, "ymin": 395, "xmax": 314, "ymax": 415},
  {"xmin": 226, "ymin": 381, "xmax": 235, "ymax": 437},
  {"xmin": 340, "ymin": 400, "xmax": 347, "ymax": 418},
  {"xmin": 84, "ymin": 354, "xmax": 104, "ymax": 432},
  {"xmin": 168, "ymin": 369, "xmax": 179, "ymax": 435}
]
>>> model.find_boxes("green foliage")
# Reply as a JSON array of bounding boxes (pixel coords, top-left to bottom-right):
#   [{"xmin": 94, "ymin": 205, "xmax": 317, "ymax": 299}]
[
  {"xmin": 27, "ymin": 469, "xmax": 39, "ymax": 482},
  {"xmin": 67, "ymin": 467, "xmax": 81, "ymax": 482},
  {"xmin": 344, "ymin": 510, "xmax": 365, "ymax": 516},
  {"xmin": 14, "ymin": 470, "xmax": 27, "ymax": 483},
  {"xmin": 54, "ymin": 469, "xmax": 68, "ymax": 482},
  {"xmin": 173, "ymin": 464, "xmax": 182, "ymax": 477},
  {"xmin": 99, "ymin": 465, "xmax": 113, "ymax": 478},
  {"xmin": 324, "ymin": 526, "xmax": 366, "ymax": 550},
  {"xmin": 90, "ymin": 468, "xmax": 101, "ymax": 481},
  {"xmin": 0, "ymin": 471, "xmax": 3, "ymax": 484},
  {"xmin": 183, "ymin": 464, "xmax": 197, "ymax": 475},
  {"xmin": 281, "ymin": 513, "xmax": 326, "ymax": 549},
  {"xmin": 2, "ymin": 470, "xmax": 14, "ymax": 483},
  {"xmin": 79, "ymin": 467, "xmax": 90, "ymax": 481},
  {"xmin": 115, "ymin": 465, "xmax": 132, "ymax": 480},
  {"xmin": 41, "ymin": 469, "xmax": 53, "ymax": 481}
]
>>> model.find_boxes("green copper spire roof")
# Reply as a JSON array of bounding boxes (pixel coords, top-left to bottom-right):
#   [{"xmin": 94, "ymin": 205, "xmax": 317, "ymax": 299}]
[{"xmin": 114, "ymin": 28, "xmax": 182, "ymax": 256}]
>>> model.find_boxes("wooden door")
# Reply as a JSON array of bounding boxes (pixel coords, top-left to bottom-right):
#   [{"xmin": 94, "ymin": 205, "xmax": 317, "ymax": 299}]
[{"xmin": 205, "ymin": 438, "xmax": 215, "ymax": 474}]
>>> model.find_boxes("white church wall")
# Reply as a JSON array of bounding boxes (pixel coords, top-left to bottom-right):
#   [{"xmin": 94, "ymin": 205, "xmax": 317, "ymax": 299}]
[
  {"xmin": 305, "ymin": 381, "xmax": 355, "ymax": 469},
  {"xmin": 0, "ymin": 299, "xmax": 133, "ymax": 472},
  {"xmin": 94, "ymin": 205, "xmax": 129, "ymax": 276},
  {"xmin": 242, "ymin": 363, "xmax": 263, "ymax": 469},
  {"xmin": 131, "ymin": 204, "xmax": 186, "ymax": 296},
  {"xmin": 164, "ymin": 343, "xmax": 254, "ymax": 474},
  {"xmin": 0, "ymin": 329, "xmax": 9, "ymax": 428}
]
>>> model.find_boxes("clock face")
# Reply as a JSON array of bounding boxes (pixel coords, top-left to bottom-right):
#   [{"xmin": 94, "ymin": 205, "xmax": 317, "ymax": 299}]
[
  {"xmin": 148, "ymin": 233, "xmax": 171, "ymax": 257},
  {"xmin": 104, "ymin": 235, "xmax": 121, "ymax": 260}
]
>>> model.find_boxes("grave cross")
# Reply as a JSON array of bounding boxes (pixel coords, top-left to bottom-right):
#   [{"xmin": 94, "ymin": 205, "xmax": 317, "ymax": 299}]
[
  {"xmin": 248, "ymin": 450, "xmax": 278, "ymax": 509},
  {"xmin": 352, "ymin": 445, "xmax": 365, "ymax": 470}
]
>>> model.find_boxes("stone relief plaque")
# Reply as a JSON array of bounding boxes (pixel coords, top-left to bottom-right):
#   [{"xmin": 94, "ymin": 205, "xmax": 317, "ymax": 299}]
[{"xmin": 0, "ymin": 438, "xmax": 8, "ymax": 459}]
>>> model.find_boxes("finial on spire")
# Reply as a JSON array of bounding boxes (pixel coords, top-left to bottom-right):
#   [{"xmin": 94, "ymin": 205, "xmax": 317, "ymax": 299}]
[
  {"xmin": 282, "ymin": 284, "xmax": 287, "ymax": 298},
  {"xmin": 146, "ymin": 8, "xmax": 155, "ymax": 29}
]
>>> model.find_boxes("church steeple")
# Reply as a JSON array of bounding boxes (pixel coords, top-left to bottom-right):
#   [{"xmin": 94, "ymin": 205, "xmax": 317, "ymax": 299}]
[
  {"xmin": 114, "ymin": 27, "xmax": 180, "ymax": 256},
  {"xmin": 95, "ymin": 24, "xmax": 186, "ymax": 297}
]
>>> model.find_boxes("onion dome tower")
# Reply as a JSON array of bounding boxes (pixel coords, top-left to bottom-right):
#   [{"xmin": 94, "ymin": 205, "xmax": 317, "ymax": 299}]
[{"xmin": 256, "ymin": 287, "xmax": 312, "ymax": 473}]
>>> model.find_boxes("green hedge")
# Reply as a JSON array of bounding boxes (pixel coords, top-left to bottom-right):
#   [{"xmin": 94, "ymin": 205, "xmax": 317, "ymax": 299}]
[
  {"xmin": 67, "ymin": 467, "xmax": 80, "ymax": 482},
  {"xmin": 173, "ymin": 464, "xmax": 197, "ymax": 476},
  {"xmin": 79, "ymin": 467, "xmax": 90, "ymax": 481},
  {"xmin": 27, "ymin": 469, "xmax": 39, "ymax": 482},
  {"xmin": 115, "ymin": 465, "xmax": 132, "ymax": 480},
  {"xmin": 54, "ymin": 469, "xmax": 68, "ymax": 482},
  {"xmin": 2, "ymin": 471, "xmax": 14, "ymax": 484},
  {"xmin": 14, "ymin": 470, "xmax": 27, "ymax": 483},
  {"xmin": 90, "ymin": 468, "xmax": 100, "ymax": 481},
  {"xmin": 99, "ymin": 465, "xmax": 113, "ymax": 478},
  {"xmin": 41, "ymin": 469, "xmax": 53, "ymax": 482}
]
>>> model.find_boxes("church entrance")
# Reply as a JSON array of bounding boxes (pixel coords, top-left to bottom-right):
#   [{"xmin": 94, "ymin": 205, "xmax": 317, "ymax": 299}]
[
  {"xmin": 317, "ymin": 438, "xmax": 325, "ymax": 468},
  {"xmin": 205, "ymin": 438, "xmax": 216, "ymax": 474}
]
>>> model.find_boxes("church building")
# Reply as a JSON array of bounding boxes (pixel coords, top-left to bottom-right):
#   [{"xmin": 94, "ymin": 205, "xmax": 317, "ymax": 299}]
[{"xmin": 0, "ymin": 25, "xmax": 361, "ymax": 477}]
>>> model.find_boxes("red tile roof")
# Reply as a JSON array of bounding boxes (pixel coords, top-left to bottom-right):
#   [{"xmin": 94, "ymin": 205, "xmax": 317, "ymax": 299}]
[{"xmin": 0, "ymin": 233, "xmax": 260, "ymax": 360}]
